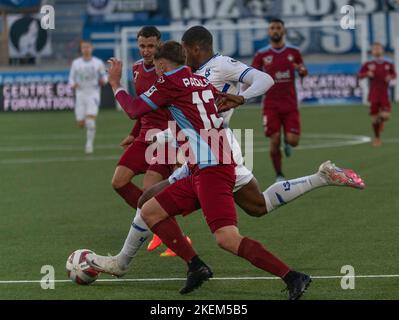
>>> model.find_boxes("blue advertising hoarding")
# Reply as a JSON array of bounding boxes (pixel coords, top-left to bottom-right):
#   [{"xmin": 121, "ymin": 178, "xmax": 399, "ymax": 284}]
[{"xmin": 0, "ymin": 70, "xmax": 115, "ymax": 112}]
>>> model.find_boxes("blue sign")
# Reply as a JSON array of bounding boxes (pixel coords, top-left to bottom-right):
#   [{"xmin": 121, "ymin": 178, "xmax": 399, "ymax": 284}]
[
  {"xmin": 297, "ymin": 63, "xmax": 363, "ymax": 105},
  {"xmin": 0, "ymin": 0, "xmax": 41, "ymax": 9}
]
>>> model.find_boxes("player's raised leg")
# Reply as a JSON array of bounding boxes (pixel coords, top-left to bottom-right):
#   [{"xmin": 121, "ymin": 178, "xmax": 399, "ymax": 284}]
[{"xmin": 234, "ymin": 161, "xmax": 365, "ymax": 217}]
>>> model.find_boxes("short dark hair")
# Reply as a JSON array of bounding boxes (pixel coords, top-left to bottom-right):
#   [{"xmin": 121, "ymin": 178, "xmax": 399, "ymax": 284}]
[
  {"xmin": 80, "ymin": 39, "xmax": 92, "ymax": 46},
  {"xmin": 372, "ymin": 42, "xmax": 384, "ymax": 48},
  {"xmin": 181, "ymin": 26, "xmax": 213, "ymax": 50},
  {"xmin": 154, "ymin": 40, "xmax": 186, "ymax": 65},
  {"xmin": 137, "ymin": 26, "xmax": 161, "ymax": 40},
  {"xmin": 269, "ymin": 18, "xmax": 285, "ymax": 26}
]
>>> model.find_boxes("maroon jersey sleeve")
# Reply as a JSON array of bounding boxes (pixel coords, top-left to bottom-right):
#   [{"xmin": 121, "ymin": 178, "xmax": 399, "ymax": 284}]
[
  {"xmin": 388, "ymin": 62, "xmax": 397, "ymax": 80},
  {"xmin": 294, "ymin": 50, "xmax": 308, "ymax": 77},
  {"xmin": 251, "ymin": 52, "xmax": 264, "ymax": 71},
  {"xmin": 139, "ymin": 77, "xmax": 175, "ymax": 109},
  {"xmin": 115, "ymin": 89, "xmax": 156, "ymax": 120},
  {"xmin": 358, "ymin": 62, "xmax": 369, "ymax": 79}
]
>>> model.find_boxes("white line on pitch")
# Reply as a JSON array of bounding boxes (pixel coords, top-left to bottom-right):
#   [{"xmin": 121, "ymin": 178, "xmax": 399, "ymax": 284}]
[{"xmin": 1, "ymin": 274, "xmax": 399, "ymax": 284}]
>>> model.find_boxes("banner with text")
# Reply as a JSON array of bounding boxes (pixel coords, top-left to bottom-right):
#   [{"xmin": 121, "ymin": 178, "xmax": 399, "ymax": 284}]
[{"xmin": 0, "ymin": 70, "xmax": 115, "ymax": 112}]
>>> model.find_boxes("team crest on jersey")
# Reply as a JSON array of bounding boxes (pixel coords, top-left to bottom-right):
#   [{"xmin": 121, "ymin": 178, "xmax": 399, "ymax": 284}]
[
  {"xmin": 287, "ymin": 54, "xmax": 294, "ymax": 62},
  {"xmin": 144, "ymin": 85, "xmax": 157, "ymax": 97},
  {"xmin": 385, "ymin": 64, "xmax": 390, "ymax": 70},
  {"xmin": 157, "ymin": 76, "xmax": 165, "ymax": 84},
  {"xmin": 368, "ymin": 64, "xmax": 376, "ymax": 70},
  {"xmin": 205, "ymin": 68, "xmax": 211, "ymax": 78},
  {"xmin": 263, "ymin": 55, "xmax": 273, "ymax": 65}
]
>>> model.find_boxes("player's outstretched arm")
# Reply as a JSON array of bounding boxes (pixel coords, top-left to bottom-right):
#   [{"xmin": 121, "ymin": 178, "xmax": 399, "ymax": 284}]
[
  {"xmin": 239, "ymin": 69, "xmax": 274, "ymax": 101},
  {"xmin": 107, "ymin": 58, "xmax": 156, "ymax": 119},
  {"xmin": 114, "ymin": 88, "xmax": 155, "ymax": 119}
]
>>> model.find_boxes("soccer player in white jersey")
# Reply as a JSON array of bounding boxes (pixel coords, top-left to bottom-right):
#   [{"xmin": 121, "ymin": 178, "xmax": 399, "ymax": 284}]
[
  {"xmin": 86, "ymin": 27, "xmax": 365, "ymax": 287},
  {"xmin": 69, "ymin": 40, "xmax": 108, "ymax": 154}
]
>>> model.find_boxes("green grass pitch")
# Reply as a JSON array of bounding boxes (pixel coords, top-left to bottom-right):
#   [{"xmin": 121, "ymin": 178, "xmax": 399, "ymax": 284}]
[{"xmin": 0, "ymin": 103, "xmax": 398, "ymax": 300}]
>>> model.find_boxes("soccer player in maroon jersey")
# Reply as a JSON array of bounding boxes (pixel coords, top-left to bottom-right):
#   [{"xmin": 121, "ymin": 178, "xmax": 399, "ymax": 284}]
[
  {"xmin": 112, "ymin": 26, "xmax": 185, "ymax": 258},
  {"xmin": 358, "ymin": 42, "xmax": 397, "ymax": 147},
  {"xmin": 104, "ymin": 41, "xmax": 312, "ymax": 300},
  {"xmin": 251, "ymin": 18, "xmax": 308, "ymax": 182}
]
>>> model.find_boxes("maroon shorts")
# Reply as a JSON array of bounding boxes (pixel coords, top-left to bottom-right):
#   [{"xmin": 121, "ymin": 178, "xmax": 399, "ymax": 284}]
[
  {"xmin": 118, "ymin": 140, "xmax": 150, "ymax": 175},
  {"xmin": 155, "ymin": 164, "xmax": 236, "ymax": 233},
  {"xmin": 370, "ymin": 98, "xmax": 391, "ymax": 116},
  {"xmin": 263, "ymin": 108, "xmax": 301, "ymax": 137},
  {"xmin": 118, "ymin": 140, "xmax": 175, "ymax": 179}
]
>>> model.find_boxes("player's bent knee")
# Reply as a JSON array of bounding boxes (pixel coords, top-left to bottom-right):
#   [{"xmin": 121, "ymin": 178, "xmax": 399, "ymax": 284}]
[
  {"xmin": 288, "ymin": 140, "xmax": 299, "ymax": 147},
  {"xmin": 141, "ymin": 199, "xmax": 169, "ymax": 228},
  {"xmin": 286, "ymin": 134, "xmax": 300, "ymax": 147},
  {"xmin": 112, "ymin": 166, "xmax": 135, "ymax": 189},
  {"xmin": 213, "ymin": 226, "xmax": 243, "ymax": 254},
  {"xmin": 380, "ymin": 112, "xmax": 391, "ymax": 121},
  {"xmin": 111, "ymin": 175, "xmax": 129, "ymax": 189}
]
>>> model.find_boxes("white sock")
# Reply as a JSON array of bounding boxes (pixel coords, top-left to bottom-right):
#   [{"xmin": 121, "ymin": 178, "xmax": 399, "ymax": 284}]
[
  {"xmin": 263, "ymin": 173, "xmax": 327, "ymax": 213},
  {"xmin": 85, "ymin": 118, "xmax": 96, "ymax": 148},
  {"xmin": 116, "ymin": 208, "xmax": 151, "ymax": 269}
]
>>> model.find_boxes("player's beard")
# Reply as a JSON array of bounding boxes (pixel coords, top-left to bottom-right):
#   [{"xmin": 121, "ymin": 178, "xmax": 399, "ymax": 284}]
[{"xmin": 270, "ymin": 34, "xmax": 283, "ymax": 44}]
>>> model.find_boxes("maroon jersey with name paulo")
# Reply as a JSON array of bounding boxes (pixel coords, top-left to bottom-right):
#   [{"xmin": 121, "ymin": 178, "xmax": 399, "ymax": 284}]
[
  {"xmin": 252, "ymin": 45, "xmax": 306, "ymax": 112},
  {"xmin": 358, "ymin": 58, "xmax": 396, "ymax": 103},
  {"xmin": 131, "ymin": 59, "xmax": 170, "ymax": 141},
  {"xmin": 139, "ymin": 66, "xmax": 233, "ymax": 170}
]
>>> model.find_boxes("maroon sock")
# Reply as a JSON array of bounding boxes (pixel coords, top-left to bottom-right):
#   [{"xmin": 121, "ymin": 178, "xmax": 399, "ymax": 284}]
[
  {"xmin": 238, "ymin": 237, "xmax": 291, "ymax": 278},
  {"xmin": 372, "ymin": 122, "xmax": 380, "ymax": 138},
  {"xmin": 151, "ymin": 217, "xmax": 197, "ymax": 263},
  {"xmin": 270, "ymin": 150, "xmax": 282, "ymax": 175},
  {"xmin": 115, "ymin": 182, "xmax": 143, "ymax": 209}
]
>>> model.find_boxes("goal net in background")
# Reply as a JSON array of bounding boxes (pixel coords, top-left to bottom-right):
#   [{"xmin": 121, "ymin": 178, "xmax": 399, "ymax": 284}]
[{"xmin": 117, "ymin": 19, "xmax": 375, "ymax": 106}]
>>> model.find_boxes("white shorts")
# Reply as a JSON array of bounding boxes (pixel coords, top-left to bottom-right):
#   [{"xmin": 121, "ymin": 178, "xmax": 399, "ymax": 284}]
[
  {"xmin": 224, "ymin": 127, "xmax": 254, "ymax": 192},
  {"xmin": 74, "ymin": 91, "xmax": 100, "ymax": 121},
  {"xmin": 234, "ymin": 164, "xmax": 254, "ymax": 192}
]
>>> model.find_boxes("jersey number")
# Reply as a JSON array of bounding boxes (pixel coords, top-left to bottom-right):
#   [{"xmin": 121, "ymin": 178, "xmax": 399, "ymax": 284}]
[{"xmin": 192, "ymin": 90, "xmax": 223, "ymax": 130}]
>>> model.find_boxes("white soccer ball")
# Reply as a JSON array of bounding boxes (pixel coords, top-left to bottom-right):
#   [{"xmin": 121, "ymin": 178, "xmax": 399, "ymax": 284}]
[{"xmin": 66, "ymin": 249, "xmax": 100, "ymax": 285}]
